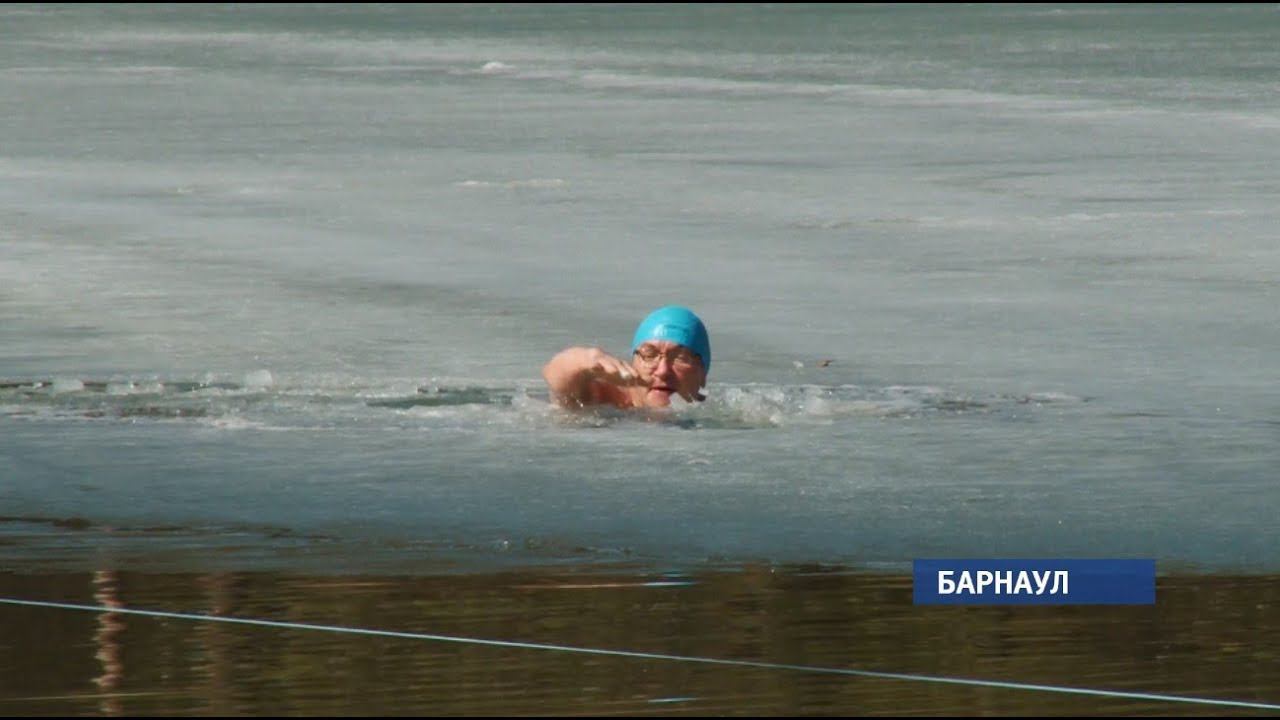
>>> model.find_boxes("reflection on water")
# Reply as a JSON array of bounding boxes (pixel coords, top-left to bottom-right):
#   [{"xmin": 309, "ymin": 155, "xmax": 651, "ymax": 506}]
[
  {"xmin": 91, "ymin": 570, "xmax": 124, "ymax": 716},
  {"xmin": 1, "ymin": 568, "xmax": 1277, "ymax": 716}
]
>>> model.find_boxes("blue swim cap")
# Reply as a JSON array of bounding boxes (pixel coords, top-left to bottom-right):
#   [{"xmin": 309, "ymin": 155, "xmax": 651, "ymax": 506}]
[{"xmin": 631, "ymin": 306, "xmax": 711, "ymax": 372}]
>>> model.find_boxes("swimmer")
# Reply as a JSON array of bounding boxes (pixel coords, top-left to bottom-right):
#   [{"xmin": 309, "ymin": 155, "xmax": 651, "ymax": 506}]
[{"xmin": 543, "ymin": 305, "xmax": 710, "ymax": 409}]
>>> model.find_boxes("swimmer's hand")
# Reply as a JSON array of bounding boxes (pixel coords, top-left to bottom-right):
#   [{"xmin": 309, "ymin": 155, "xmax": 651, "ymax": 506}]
[
  {"xmin": 582, "ymin": 348, "xmax": 643, "ymax": 387},
  {"xmin": 543, "ymin": 346, "xmax": 642, "ymax": 407}
]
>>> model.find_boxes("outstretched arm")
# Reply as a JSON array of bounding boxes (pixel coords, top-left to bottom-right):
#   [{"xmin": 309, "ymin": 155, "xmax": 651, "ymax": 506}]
[{"xmin": 542, "ymin": 347, "xmax": 638, "ymax": 407}]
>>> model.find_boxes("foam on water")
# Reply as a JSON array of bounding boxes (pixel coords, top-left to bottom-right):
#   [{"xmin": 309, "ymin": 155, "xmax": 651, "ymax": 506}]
[
  {"xmin": 1, "ymin": 375, "xmax": 1076, "ymax": 431},
  {"xmin": 457, "ymin": 178, "xmax": 568, "ymax": 189}
]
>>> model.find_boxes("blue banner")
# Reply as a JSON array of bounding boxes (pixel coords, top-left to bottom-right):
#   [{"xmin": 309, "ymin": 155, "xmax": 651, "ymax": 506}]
[{"xmin": 913, "ymin": 559, "xmax": 1156, "ymax": 605}]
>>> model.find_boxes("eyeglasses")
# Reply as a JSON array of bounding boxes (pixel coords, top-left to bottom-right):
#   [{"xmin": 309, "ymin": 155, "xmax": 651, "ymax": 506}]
[{"xmin": 634, "ymin": 346, "xmax": 700, "ymax": 371}]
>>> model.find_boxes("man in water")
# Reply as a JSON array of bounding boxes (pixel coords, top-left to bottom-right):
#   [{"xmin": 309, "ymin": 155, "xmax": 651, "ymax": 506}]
[{"xmin": 543, "ymin": 305, "xmax": 710, "ymax": 409}]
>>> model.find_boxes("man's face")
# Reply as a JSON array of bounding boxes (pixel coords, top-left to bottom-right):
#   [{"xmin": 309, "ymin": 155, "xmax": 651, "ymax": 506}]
[{"xmin": 631, "ymin": 340, "xmax": 706, "ymax": 407}]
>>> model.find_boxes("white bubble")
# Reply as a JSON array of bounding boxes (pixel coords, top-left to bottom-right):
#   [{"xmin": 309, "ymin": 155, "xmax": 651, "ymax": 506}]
[{"xmin": 243, "ymin": 369, "xmax": 274, "ymax": 389}]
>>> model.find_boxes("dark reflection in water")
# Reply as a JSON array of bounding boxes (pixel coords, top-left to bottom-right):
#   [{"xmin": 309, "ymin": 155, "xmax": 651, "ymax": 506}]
[{"xmin": 0, "ymin": 568, "xmax": 1277, "ymax": 716}]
